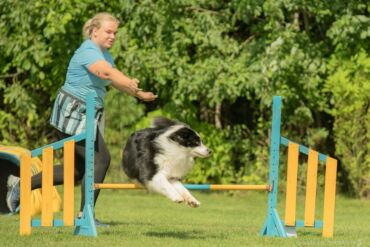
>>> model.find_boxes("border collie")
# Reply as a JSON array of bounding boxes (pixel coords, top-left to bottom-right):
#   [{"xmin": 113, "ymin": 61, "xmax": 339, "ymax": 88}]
[{"xmin": 122, "ymin": 117, "xmax": 211, "ymax": 207}]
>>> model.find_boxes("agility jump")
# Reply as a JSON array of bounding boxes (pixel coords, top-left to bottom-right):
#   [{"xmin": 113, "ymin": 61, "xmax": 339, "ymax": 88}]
[{"xmin": 19, "ymin": 94, "xmax": 337, "ymax": 238}]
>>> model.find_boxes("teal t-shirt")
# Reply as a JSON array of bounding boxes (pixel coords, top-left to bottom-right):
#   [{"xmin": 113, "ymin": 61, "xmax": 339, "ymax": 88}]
[{"xmin": 62, "ymin": 39, "xmax": 115, "ymax": 108}]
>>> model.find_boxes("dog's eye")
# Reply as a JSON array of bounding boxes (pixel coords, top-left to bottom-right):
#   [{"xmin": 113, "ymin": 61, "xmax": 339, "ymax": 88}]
[{"xmin": 169, "ymin": 127, "xmax": 202, "ymax": 147}]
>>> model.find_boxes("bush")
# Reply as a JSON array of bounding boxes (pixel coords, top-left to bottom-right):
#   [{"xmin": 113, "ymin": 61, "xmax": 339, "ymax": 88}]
[{"xmin": 326, "ymin": 50, "xmax": 370, "ymax": 198}]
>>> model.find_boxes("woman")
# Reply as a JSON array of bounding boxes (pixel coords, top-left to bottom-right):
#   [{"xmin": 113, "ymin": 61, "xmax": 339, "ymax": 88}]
[{"xmin": 7, "ymin": 13, "xmax": 156, "ymax": 226}]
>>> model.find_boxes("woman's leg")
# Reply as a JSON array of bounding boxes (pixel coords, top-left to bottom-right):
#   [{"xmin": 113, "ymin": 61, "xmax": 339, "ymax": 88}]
[
  {"xmin": 32, "ymin": 128, "xmax": 111, "ymax": 212},
  {"xmin": 30, "ymin": 130, "xmax": 85, "ymax": 190},
  {"xmin": 79, "ymin": 128, "xmax": 111, "ymax": 211}
]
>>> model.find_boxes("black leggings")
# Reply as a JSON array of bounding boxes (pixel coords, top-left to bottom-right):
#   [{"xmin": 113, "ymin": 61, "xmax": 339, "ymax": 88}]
[{"xmin": 31, "ymin": 128, "xmax": 111, "ymax": 211}]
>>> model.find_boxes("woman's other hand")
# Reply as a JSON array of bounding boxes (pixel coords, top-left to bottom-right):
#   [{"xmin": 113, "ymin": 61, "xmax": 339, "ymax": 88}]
[{"xmin": 136, "ymin": 91, "xmax": 157, "ymax": 101}]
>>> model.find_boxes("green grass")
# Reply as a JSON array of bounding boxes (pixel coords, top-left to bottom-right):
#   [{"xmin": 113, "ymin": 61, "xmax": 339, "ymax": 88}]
[{"xmin": 1, "ymin": 189, "xmax": 369, "ymax": 247}]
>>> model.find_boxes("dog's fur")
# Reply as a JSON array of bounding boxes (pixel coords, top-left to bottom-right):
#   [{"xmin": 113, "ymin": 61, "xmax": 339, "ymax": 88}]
[{"xmin": 122, "ymin": 117, "xmax": 211, "ymax": 207}]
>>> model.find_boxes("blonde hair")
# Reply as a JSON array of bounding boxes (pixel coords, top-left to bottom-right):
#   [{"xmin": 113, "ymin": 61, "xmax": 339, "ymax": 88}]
[{"xmin": 83, "ymin": 12, "xmax": 119, "ymax": 39}]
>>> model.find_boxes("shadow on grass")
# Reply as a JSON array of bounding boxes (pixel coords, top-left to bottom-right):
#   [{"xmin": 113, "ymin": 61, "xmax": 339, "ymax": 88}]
[
  {"xmin": 145, "ymin": 230, "xmax": 207, "ymax": 240},
  {"xmin": 99, "ymin": 221, "xmax": 123, "ymax": 226},
  {"xmin": 102, "ymin": 220, "xmax": 157, "ymax": 227}
]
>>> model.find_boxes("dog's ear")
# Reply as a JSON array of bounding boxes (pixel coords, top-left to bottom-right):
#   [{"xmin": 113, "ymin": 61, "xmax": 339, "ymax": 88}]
[{"xmin": 151, "ymin": 117, "xmax": 178, "ymax": 128}]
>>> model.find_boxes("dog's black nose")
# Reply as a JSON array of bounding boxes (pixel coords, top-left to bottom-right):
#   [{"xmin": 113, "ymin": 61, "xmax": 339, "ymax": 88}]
[{"xmin": 207, "ymin": 149, "xmax": 212, "ymax": 155}]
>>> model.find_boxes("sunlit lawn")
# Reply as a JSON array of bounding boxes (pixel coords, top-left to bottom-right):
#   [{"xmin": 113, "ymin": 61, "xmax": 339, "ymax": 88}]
[{"xmin": 0, "ymin": 188, "xmax": 369, "ymax": 247}]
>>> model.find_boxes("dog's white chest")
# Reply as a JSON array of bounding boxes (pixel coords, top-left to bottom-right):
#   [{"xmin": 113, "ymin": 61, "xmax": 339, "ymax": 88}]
[{"xmin": 155, "ymin": 151, "xmax": 194, "ymax": 178}]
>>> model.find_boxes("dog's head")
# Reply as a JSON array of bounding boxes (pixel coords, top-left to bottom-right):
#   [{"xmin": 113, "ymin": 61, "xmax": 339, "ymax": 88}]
[
  {"xmin": 169, "ymin": 127, "xmax": 211, "ymax": 158},
  {"xmin": 153, "ymin": 118, "xmax": 211, "ymax": 158}
]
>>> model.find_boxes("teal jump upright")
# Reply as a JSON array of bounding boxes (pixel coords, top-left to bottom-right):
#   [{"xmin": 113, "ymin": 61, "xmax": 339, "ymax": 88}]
[
  {"xmin": 260, "ymin": 96, "xmax": 288, "ymax": 237},
  {"xmin": 73, "ymin": 93, "xmax": 97, "ymax": 237}
]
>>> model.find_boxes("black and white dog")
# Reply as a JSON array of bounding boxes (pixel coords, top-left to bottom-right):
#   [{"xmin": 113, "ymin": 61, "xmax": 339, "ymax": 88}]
[{"xmin": 122, "ymin": 117, "xmax": 211, "ymax": 207}]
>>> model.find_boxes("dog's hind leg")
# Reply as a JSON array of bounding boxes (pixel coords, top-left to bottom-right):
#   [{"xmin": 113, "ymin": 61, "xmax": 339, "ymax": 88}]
[
  {"xmin": 146, "ymin": 173, "xmax": 184, "ymax": 203},
  {"xmin": 170, "ymin": 180, "xmax": 200, "ymax": 208}
]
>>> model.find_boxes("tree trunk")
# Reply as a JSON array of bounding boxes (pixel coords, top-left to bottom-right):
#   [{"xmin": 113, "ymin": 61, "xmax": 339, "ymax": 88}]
[{"xmin": 215, "ymin": 103, "xmax": 222, "ymax": 129}]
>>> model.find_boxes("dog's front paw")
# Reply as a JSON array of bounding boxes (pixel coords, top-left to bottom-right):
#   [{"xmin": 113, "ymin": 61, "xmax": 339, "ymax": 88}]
[
  {"xmin": 186, "ymin": 198, "xmax": 200, "ymax": 208},
  {"xmin": 172, "ymin": 196, "xmax": 185, "ymax": 204}
]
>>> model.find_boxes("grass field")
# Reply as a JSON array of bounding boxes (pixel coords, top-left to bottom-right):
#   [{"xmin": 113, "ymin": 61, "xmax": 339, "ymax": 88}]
[{"xmin": 0, "ymin": 189, "xmax": 369, "ymax": 247}]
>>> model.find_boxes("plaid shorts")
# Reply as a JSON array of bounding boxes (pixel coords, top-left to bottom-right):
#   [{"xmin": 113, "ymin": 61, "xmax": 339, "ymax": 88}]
[{"xmin": 49, "ymin": 89, "xmax": 104, "ymax": 136}]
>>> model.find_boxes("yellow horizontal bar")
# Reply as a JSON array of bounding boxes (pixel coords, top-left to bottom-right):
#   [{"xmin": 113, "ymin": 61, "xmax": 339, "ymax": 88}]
[
  {"xmin": 95, "ymin": 184, "xmax": 143, "ymax": 189},
  {"xmin": 95, "ymin": 183, "xmax": 271, "ymax": 191}
]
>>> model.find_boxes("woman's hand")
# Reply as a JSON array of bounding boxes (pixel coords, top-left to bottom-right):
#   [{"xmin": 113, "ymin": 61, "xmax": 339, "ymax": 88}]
[
  {"xmin": 128, "ymin": 78, "xmax": 140, "ymax": 95},
  {"xmin": 136, "ymin": 91, "xmax": 157, "ymax": 101}
]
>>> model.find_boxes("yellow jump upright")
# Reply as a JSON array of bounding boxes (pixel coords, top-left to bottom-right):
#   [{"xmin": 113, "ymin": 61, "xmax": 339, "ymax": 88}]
[
  {"xmin": 20, "ymin": 140, "xmax": 76, "ymax": 235},
  {"xmin": 304, "ymin": 150, "xmax": 319, "ymax": 227},
  {"xmin": 280, "ymin": 137, "xmax": 337, "ymax": 238},
  {"xmin": 41, "ymin": 147, "xmax": 53, "ymax": 227},
  {"xmin": 19, "ymin": 92, "xmax": 97, "ymax": 237},
  {"xmin": 63, "ymin": 140, "xmax": 75, "ymax": 226},
  {"xmin": 20, "ymin": 154, "xmax": 32, "ymax": 236},
  {"xmin": 285, "ymin": 143, "xmax": 299, "ymax": 226},
  {"xmin": 323, "ymin": 157, "xmax": 337, "ymax": 237}
]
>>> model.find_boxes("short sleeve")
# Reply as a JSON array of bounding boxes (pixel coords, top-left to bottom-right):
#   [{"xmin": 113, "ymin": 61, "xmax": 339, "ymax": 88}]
[
  {"xmin": 103, "ymin": 50, "xmax": 115, "ymax": 68},
  {"xmin": 76, "ymin": 48, "xmax": 105, "ymax": 69}
]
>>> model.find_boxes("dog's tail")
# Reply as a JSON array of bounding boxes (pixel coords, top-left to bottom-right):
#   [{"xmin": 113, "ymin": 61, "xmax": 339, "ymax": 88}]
[{"xmin": 151, "ymin": 117, "xmax": 178, "ymax": 128}]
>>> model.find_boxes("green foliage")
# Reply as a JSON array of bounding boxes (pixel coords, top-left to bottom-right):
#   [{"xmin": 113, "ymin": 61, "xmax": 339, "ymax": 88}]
[
  {"xmin": 325, "ymin": 50, "xmax": 370, "ymax": 198},
  {"xmin": 2, "ymin": 0, "xmax": 370, "ymax": 197},
  {"xmin": 0, "ymin": 82, "xmax": 37, "ymax": 144},
  {"xmin": 0, "ymin": 0, "xmax": 89, "ymax": 146},
  {"xmin": 185, "ymin": 124, "xmax": 235, "ymax": 184}
]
